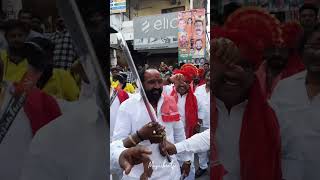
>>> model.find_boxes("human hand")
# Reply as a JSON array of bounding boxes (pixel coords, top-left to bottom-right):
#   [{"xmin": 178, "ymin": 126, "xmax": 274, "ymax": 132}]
[
  {"xmin": 138, "ymin": 122, "xmax": 166, "ymax": 144},
  {"xmin": 212, "ymin": 37, "xmax": 240, "ymax": 65},
  {"xmin": 181, "ymin": 161, "xmax": 191, "ymax": 178},
  {"xmin": 119, "ymin": 145, "xmax": 153, "ymax": 177},
  {"xmin": 169, "ymin": 74, "xmax": 185, "ymax": 84},
  {"xmin": 159, "ymin": 139, "xmax": 177, "ymax": 156}
]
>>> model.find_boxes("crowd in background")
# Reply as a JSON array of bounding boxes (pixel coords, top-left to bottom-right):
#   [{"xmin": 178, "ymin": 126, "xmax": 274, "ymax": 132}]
[
  {"xmin": 111, "ymin": 62, "xmax": 210, "ymax": 96},
  {"xmin": 0, "ymin": 8, "xmax": 105, "ymax": 103}
]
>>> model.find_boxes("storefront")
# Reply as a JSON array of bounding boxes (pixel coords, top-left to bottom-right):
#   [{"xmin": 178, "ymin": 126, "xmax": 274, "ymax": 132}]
[{"xmin": 133, "ymin": 12, "xmax": 179, "ymax": 67}]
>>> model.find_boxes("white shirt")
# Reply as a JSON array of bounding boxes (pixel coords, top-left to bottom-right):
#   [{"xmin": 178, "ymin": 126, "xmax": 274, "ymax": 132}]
[
  {"xmin": 163, "ymin": 84, "xmax": 174, "ymax": 95},
  {"xmin": 194, "ymin": 84, "xmax": 210, "ymax": 128},
  {"xmin": 215, "ymin": 98, "xmax": 247, "ymax": 180},
  {"xmin": 177, "ymin": 94, "xmax": 188, "ymax": 127},
  {"xmin": 20, "ymin": 97, "xmax": 107, "ymax": 180},
  {"xmin": 112, "ymin": 93, "xmax": 190, "ymax": 180},
  {"xmin": 270, "ymin": 71, "xmax": 320, "ymax": 180},
  {"xmin": 110, "ymin": 140, "xmax": 127, "ymax": 174},
  {"xmin": 175, "ymin": 129, "xmax": 210, "ymax": 154},
  {"xmin": 0, "ymin": 82, "xmax": 32, "ymax": 180},
  {"xmin": 110, "ymin": 89, "xmax": 121, "ymax": 139}
]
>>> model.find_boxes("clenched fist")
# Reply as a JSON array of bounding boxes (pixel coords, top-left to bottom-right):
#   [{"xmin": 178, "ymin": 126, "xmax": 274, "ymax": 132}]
[{"xmin": 212, "ymin": 37, "xmax": 240, "ymax": 65}]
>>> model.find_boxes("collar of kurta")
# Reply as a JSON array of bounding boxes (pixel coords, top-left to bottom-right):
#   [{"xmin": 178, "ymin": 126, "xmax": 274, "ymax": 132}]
[{"xmin": 135, "ymin": 93, "xmax": 180, "ymax": 123}]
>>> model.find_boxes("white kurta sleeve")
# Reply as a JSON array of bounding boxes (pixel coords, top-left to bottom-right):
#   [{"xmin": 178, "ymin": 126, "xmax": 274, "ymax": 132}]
[
  {"xmin": 195, "ymin": 93, "xmax": 206, "ymax": 120},
  {"xmin": 112, "ymin": 102, "xmax": 132, "ymax": 141},
  {"xmin": 173, "ymin": 120, "xmax": 193, "ymax": 162},
  {"xmin": 175, "ymin": 129, "xmax": 210, "ymax": 154},
  {"xmin": 110, "ymin": 140, "xmax": 127, "ymax": 173}
]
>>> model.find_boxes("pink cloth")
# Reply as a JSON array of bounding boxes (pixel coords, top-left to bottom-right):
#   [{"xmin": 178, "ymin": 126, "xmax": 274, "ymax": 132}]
[{"xmin": 161, "ymin": 93, "xmax": 180, "ymax": 122}]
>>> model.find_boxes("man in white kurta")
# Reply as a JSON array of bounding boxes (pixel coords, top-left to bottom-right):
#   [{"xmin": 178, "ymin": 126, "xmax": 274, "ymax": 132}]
[
  {"xmin": 194, "ymin": 71, "xmax": 210, "ymax": 177},
  {"xmin": 163, "ymin": 67, "xmax": 202, "ymax": 180},
  {"xmin": 270, "ymin": 71, "xmax": 320, "ymax": 180},
  {"xmin": 113, "ymin": 68, "xmax": 191, "ymax": 180},
  {"xmin": 269, "ymin": 26, "xmax": 320, "ymax": 180},
  {"xmin": 113, "ymin": 92, "xmax": 191, "ymax": 179}
]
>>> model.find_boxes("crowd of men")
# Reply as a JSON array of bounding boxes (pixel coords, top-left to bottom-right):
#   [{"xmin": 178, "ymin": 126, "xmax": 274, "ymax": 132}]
[
  {"xmin": 110, "ymin": 62, "xmax": 210, "ymax": 180},
  {"xmin": 111, "ymin": 2, "xmax": 320, "ymax": 180}
]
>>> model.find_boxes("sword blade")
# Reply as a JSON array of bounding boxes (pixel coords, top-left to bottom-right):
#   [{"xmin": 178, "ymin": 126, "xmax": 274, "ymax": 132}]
[
  {"xmin": 117, "ymin": 33, "xmax": 157, "ymax": 122},
  {"xmin": 118, "ymin": 33, "xmax": 172, "ymax": 162}
]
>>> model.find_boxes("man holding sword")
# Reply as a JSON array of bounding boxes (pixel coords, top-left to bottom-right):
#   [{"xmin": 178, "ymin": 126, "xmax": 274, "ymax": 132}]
[{"xmin": 113, "ymin": 68, "xmax": 192, "ymax": 179}]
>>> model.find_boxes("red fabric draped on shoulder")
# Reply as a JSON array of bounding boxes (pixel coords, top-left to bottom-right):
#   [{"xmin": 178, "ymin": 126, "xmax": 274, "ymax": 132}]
[
  {"xmin": 24, "ymin": 88, "xmax": 62, "ymax": 135},
  {"xmin": 170, "ymin": 86, "xmax": 198, "ymax": 138},
  {"xmin": 116, "ymin": 88, "xmax": 129, "ymax": 104}
]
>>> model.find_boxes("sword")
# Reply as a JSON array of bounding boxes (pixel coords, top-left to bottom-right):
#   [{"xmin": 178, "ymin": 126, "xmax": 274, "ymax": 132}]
[{"xmin": 117, "ymin": 33, "xmax": 172, "ymax": 162}]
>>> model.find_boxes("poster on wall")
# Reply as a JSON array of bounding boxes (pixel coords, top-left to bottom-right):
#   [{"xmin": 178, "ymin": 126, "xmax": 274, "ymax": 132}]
[
  {"xmin": 178, "ymin": 9, "xmax": 206, "ymax": 65},
  {"xmin": 110, "ymin": 0, "xmax": 126, "ymax": 14}
]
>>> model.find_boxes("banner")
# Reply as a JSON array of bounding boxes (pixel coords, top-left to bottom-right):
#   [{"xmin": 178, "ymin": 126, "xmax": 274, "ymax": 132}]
[
  {"xmin": 110, "ymin": 0, "xmax": 126, "ymax": 14},
  {"xmin": 178, "ymin": 9, "xmax": 206, "ymax": 65}
]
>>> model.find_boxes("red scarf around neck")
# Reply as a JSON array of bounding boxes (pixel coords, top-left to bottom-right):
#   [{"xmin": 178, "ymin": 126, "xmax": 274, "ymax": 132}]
[
  {"xmin": 170, "ymin": 85, "xmax": 198, "ymax": 138},
  {"xmin": 210, "ymin": 78, "xmax": 282, "ymax": 180}
]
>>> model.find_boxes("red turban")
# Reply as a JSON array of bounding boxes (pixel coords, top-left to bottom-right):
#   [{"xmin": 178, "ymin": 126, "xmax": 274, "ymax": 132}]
[
  {"xmin": 198, "ymin": 68, "xmax": 205, "ymax": 77},
  {"xmin": 174, "ymin": 63, "xmax": 198, "ymax": 82},
  {"xmin": 224, "ymin": 6, "xmax": 282, "ymax": 50},
  {"xmin": 212, "ymin": 27, "xmax": 264, "ymax": 68}
]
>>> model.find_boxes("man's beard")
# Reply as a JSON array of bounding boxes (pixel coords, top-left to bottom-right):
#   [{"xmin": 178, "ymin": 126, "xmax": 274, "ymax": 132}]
[{"xmin": 145, "ymin": 88, "xmax": 162, "ymax": 104}]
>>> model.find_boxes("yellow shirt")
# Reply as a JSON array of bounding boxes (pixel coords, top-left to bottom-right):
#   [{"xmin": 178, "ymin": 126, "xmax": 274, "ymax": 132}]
[
  {"xmin": 42, "ymin": 69, "xmax": 80, "ymax": 101},
  {"xmin": 0, "ymin": 51, "xmax": 79, "ymax": 101},
  {"xmin": 0, "ymin": 50, "xmax": 28, "ymax": 82},
  {"xmin": 124, "ymin": 83, "xmax": 135, "ymax": 94},
  {"xmin": 111, "ymin": 80, "xmax": 135, "ymax": 94}
]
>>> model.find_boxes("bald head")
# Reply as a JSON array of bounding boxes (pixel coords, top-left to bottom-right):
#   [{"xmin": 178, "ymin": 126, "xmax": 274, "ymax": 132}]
[{"xmin": 145, "ymin": 68, "xmax": 160, "ymax": 75}]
